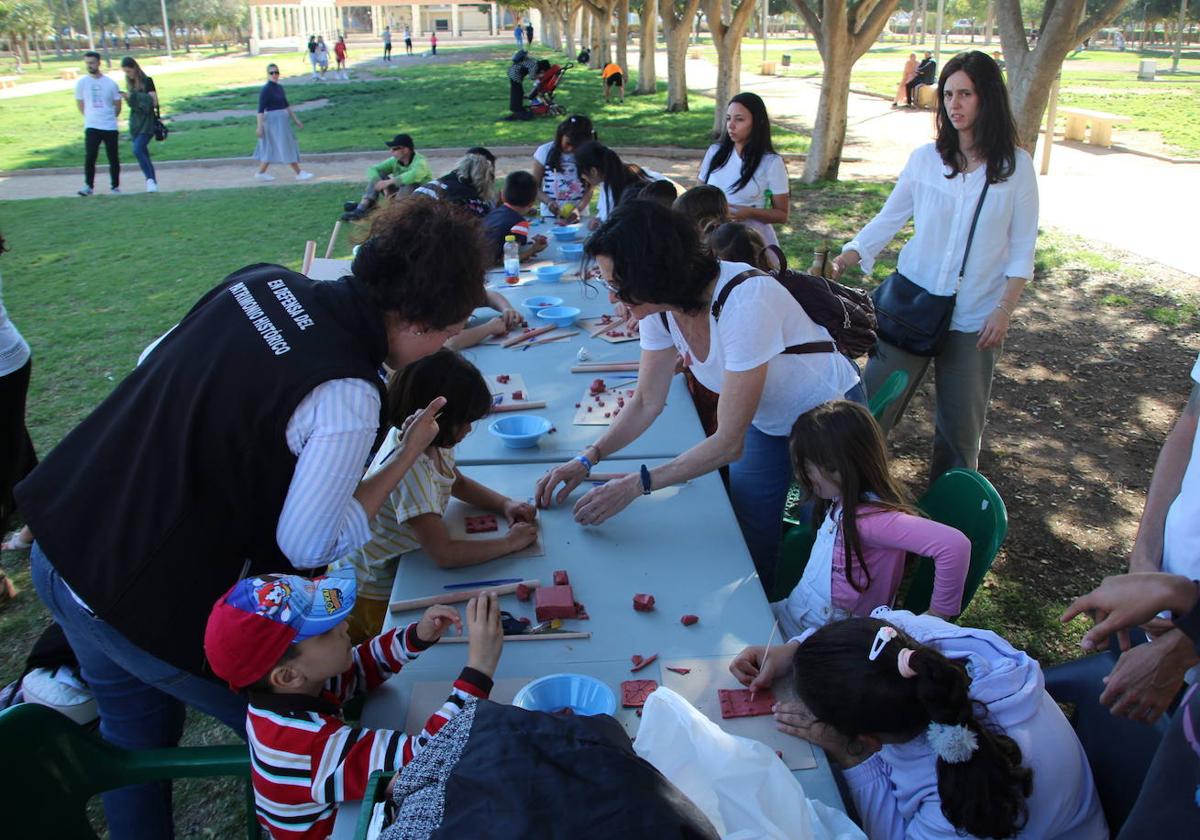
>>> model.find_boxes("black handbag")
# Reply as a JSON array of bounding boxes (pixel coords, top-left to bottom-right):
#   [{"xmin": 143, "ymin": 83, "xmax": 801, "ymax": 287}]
[
  {"xmin": 152, "ymin": 105, "xmax": 168, "ymax": 142},
  {"xmin": 871, "ymin": 180, "xmax": 989, "ymax": 356}
]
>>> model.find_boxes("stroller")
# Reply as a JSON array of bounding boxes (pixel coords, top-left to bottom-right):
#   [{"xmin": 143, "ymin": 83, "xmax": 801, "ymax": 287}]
[{"xmin": 529, "ymin": 62, "xmax": 572, "ymax": 117}]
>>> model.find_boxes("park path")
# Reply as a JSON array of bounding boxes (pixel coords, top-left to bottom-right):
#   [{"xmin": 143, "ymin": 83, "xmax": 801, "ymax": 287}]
[{"xmin": 1, "ymin": 42, "xmax": 1197, "ymax": 277}]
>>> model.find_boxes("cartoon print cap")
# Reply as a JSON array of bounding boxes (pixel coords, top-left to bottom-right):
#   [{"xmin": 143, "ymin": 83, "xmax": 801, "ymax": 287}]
[{"xmin": 204, "ymin": 568, "xmax": 357, "ymax": 689}]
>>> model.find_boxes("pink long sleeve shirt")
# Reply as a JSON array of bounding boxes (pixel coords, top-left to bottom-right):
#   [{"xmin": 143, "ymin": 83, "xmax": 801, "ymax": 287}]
[{"xmin": 830, "ymin": 506, "xmax": 971, "ymax": 618}]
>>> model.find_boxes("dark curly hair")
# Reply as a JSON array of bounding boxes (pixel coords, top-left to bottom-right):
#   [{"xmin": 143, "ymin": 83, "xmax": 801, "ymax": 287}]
[
  {"xmin": 793, "ymin": 618, "xmax": 1033, "ymax": 838},
  {"xmin": 584, "ymin": 200, "xmax": 719, "ymax": 313},
  {"xmin": 351, "ymin": 197, "xmax": 487, "ymax": 329},
  {"xmin": 936, "ymin": 51, "xmax": 1019, "ymax": 184},
  {"xmin": 386, "ymin": 349, "xmax": 493, "ymax": 449}
]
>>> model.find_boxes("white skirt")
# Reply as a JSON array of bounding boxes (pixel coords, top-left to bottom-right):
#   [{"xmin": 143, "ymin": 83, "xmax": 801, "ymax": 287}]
[{"xmin": 252, "ymin": 109, "xmax": 300, "ymax": 164}]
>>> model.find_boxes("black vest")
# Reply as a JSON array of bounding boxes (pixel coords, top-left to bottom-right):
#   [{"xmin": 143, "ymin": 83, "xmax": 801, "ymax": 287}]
[{"xmin": 17, "ymin": 265, "xmax": 388, "ymax": 674}]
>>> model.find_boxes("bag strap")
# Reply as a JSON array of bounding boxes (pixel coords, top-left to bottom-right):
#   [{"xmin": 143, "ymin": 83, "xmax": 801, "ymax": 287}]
[
  {"xmin": 954, "ymin": 180, "xmax": 990, "ymax": 292},
  {"xmin": 712, "ymin": 267, "xmax": 836, "ymax": 357}
]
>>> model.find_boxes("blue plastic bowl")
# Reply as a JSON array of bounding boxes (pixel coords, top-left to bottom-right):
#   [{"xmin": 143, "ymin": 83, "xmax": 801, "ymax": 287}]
[
  {"xmin": 521, "ymin": 295, "xmax": 563, "ymax": 313},
  {"xmin": 559, "ymin": 242, "xmax": 585, "ymax": 257},
  {"xmin": 513, "ymin": 674, "xmax": 618, "ymax": 716},
  {"xmin": 488, "ymin": 415, "xmax": 551, "ymax": 448},
  {"xmin": 533, "ymin": 264, "xmax": 568, "ymax": 283},
  {"xmin": 536, "ymin": 305, "xmax": 580, "ymax": 328},
  {"xmin": 551, "ymin": 226, "xmax": 581, "ymax": 241}
]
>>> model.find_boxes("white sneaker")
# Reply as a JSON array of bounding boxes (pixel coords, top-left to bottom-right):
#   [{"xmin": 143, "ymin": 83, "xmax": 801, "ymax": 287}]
[
  {"xmin": 254, "ymin": 172, "xmax": 275, "ymax": 182},
  {"xmin": 295, "ymin": 171, "xmax": 314, "ymax": 181},
  {"xmin": 146, "ymin": 179, "xmax": 158, "ymax": 193},
  {"xmin": 110, "ymin": 187, "xmax": 121, "ymax": 195},
  {"xmin": 77, "ymin": 185, "xmax": 93, "ymax": 196}
]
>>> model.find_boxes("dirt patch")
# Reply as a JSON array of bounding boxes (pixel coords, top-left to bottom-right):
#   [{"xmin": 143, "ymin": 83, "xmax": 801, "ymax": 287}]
[{"xmin": 171, "ymin": 97, "xmax": 330, "ymax": 122}]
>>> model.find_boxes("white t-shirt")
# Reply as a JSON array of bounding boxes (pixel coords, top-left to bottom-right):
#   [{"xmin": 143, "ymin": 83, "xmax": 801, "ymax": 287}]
[
  {"xmin": 75, "ymin": 74, "xmax": 122, "ymax": 131},
  {"xmin": 533, "ymin": 141, "xmax": 585, "ymax": 217},
  {"xmin": 699, "ymin": 144, "xmax": 789, "ymax": 246},
  {"xmin": 1163, "ymin": 353, "xmax": 1200, "ymax": 579},
  {"xmin": 595, "ymin": 167, "xmax": 664, "ymax": 221},
  {"xmin": 0, "ymin": 272, "xmax": 31, "ymax": 377},
  {"xmin": 639, "ymin": 260, "xmax": 859, "ymax": 436}
]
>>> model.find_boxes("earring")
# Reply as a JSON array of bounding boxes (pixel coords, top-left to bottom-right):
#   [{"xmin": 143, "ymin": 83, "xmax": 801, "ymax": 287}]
[{"xmin": 413, "ymin": 330, "xmax": 424, "ymax": 336}]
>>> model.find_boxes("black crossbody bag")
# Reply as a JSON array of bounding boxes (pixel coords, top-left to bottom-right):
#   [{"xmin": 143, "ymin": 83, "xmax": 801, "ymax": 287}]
[{"xmin": 871, "ymin": 180, "xmax": 989, "ymax": 356}]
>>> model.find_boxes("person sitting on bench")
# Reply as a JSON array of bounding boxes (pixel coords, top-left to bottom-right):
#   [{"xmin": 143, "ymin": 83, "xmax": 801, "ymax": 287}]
[{"xmin": 906, "ymin": 52, "xmax": 936, "ymax": 107}]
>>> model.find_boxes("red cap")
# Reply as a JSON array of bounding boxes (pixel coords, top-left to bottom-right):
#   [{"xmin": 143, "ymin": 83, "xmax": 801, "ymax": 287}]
[{"xmin": 204, "ymin": 598, "xmax": 297, "ymax": 689}]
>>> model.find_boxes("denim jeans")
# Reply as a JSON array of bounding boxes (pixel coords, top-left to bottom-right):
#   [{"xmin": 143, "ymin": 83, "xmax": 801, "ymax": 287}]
[
  {"xmin": 131, "ymin": 132, "xmax": 155, "ymax": 181},
  {"xmin": 30, "ymin": 544, "xmax": 247, "ymax": 840}
]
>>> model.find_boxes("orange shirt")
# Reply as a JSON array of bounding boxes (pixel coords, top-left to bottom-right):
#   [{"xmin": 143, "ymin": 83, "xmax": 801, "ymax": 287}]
[{"xmin": 602, "ymin": 63, "xmax": 622, "ymax": 79}]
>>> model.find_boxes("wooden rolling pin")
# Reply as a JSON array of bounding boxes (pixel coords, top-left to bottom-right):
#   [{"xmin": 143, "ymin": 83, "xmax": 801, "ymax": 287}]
[
  {"xmin": 501, "ymin": 325, "xmax": 556, "ymax": 348},
  {"xmin": 571, "ymin": 362, "xmax": 640, "ymax": 373},
  {"xmin": 439, "ymin": 631, "xmax": 591, "ymax": 644},
  {"xmin": 489, "ymin": 400, "xmax": 548, "ymax": 413},
  {"xmin": 388, "ymin": 578, "xmax": 539, "ymax": 613}
]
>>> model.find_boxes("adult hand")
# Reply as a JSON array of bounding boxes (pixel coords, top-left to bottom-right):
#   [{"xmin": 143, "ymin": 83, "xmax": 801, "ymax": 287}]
[
  {"xmin": 501, "ymin": 308, "xmax": 525, "ymax": 330},
  {"xmin": 829, "ymin": 249, "xmax": 860, "ymax": 280},
  {"xmin": 503, "ymin": 498, "xmax": 537, "ymax": 525},
  {"xmin": 294, "ymin": 119, "xmax": 304, "ymax": 130},
  {"xmin": 976, "ymin": 307, "xmax": 1011, "ymax": 350},
  {"xmin": 415, "ymin": 605, "xmax": 462, "ymax": 643},
  {"xmin": 398, "ymin": 396, "xmax": 446, "ymax": 454},
  {"xmin": 614, "ymin": 302, "xmax": 634, "ymax": 323},
  {"xmin": 1062, "ymin": 572, "xmax": 1199, "ymax": 652},
  {"xmin": 1100, "ymin": 629, "xmax": 1197, "ymax": 723},
  {"xmin": 572, "ymin": 473, "xmax": 640, "ymax": 526},
  {"xmin": 728, "ymin": 204, "xmax": 751, "ymax": 221},
  {"xmin": 729, "ymin": 641, "xmax": 800, "ymax": 693},
  {"xmin": 256, "ymin": 127, "xmax": 264, "ymax": 139},
  {"xmin": 534, "ymin": 458, "xmax": 590, "ymax": 508},
  {"xmin": 774, "ymin": 699, "xmax": 875, "ymax": 768},
  {"xmin": 503, "ymin": 521, "xmax": 538, "ymax": 552},
  {"xmin": 465, "ymin": 592, "xmax": 504, "ymax": 678}
]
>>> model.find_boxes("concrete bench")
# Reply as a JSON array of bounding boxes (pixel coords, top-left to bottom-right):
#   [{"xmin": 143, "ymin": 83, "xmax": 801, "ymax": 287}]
[
  {"xmin": 915, "ymin": 83, "xmax": 938, "ymax": 109},
  {"xmin": 59, "ymin": 68, "xmax": 79, "ymax": 80},
  {"xmin": 0, "ymin": 76, "xmax": 18, "ymax": 89},
  {"xmin": 1060, "ymin": 107, "xmax": 1132, "ymax": 148}
]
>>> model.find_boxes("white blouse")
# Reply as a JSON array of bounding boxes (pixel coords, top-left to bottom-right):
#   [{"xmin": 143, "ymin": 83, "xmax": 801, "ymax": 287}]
[
  {"xmin": 844, "ymin": 143, "xmax": 1039, "ymax": 333},
  {"xmin": 699, "ymin": 144, "xmax": 789, "ymax": 247}
]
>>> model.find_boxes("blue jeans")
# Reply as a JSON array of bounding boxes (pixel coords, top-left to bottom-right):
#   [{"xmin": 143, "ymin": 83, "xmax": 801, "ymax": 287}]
[
  {"xmin": 30, "ymin": 544, "xmax": 247, "ymax": 840},
  {"xmin": 131, "ymin": 132, "xmax": 155, "ymax": 181}
]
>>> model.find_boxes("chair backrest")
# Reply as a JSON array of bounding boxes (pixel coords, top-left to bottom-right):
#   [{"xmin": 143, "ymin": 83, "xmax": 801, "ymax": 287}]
[
  {"xmin": 868, "ymin": 368, "xmax": 909, "ymax": 423},
  {"xmin": 901, "ymin": 468, "xmax": 1007, "ymax": 614},
  {"xmin": 773, "ymin": 520, "xmax": 816, "ymax": 602},
  {"xmin": 0, "ymin": 703, "xmax": 253, "ymax": 839}
]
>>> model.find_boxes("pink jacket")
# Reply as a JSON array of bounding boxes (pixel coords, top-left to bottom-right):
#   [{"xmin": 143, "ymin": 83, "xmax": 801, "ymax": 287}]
[{"xmin": 830, "ymin": 505, "xmax": 971, "ymax": 618}]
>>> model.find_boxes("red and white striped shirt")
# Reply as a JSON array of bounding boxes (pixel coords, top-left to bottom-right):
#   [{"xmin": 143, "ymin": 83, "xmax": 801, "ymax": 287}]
[{"xmin": 246, "ymin": 623, "xmax": 492, "ymax": 840}]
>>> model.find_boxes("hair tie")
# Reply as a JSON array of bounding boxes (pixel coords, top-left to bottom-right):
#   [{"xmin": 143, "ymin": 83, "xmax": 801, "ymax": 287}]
[
  {"xmin": 926, "ymin": 722, "xmax": 979, "ymax": 764},
  {"xmin": 896, "ymin": 648, "xmax": 918, "ymax": 679}
]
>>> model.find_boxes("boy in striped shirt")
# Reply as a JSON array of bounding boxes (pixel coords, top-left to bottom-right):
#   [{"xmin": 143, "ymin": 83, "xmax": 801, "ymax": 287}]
[{"xmin": 204, "ymin": 568, "xmax": 503, "ymax": 840}]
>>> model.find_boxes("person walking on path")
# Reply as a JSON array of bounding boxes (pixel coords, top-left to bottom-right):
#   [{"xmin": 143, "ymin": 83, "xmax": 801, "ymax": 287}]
[
  {"xmin": 252, "ymin": 64, "xmax": 314, "ymax": 182},
  {"xmin": 118, "ymin": 57, "xmax": 158, "ymax": 193},
  {"xmin": 383, "ymin": 26, "xmax": 393, "ymax": 61},
  {"xmin": 514, "ymin": 21, "xmax": 524, "ymax": 47},
  {"xmin": 525, "ymin": 22, "xmax": 534, "ymax": 45},
  {"xmin": 833, "ymin": 51, "xmax": 1038, "ymax": 485},
  {"xmin": 430, "ymin": 32, "xmax": 437, "ymax": 56},
  {"xmin": 334, "ymin": 36, "xmax": 348, "ymax": 79},
  {"xmin": 404, "ymin": 25, "xmax": 413, "ymax": 55},
  {"xmin": 315, "ymin": 36, "xmax": 330, "ymax": 81},
  {"xmin": 307, "ymin": 35, "xmax": 321, "ymax": 80},
  {"xmin": 75, "ymin": 51, "xmax": 122, "ymax": 197}
]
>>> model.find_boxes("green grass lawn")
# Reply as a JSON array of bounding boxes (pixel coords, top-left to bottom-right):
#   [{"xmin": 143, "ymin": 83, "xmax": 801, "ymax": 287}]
[
  {"xmin": 0, "ymin": 45, "xmax": 238, "ymax": 84},
  {"xmin": 0, "ymin": 47, "xmax": 806, "ymax": 172}
]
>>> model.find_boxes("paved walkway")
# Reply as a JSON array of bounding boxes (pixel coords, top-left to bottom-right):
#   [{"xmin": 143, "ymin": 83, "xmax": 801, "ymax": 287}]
[{"xmin": 2, "ymin": 44, "xmax": 1197, "ymax": 277}]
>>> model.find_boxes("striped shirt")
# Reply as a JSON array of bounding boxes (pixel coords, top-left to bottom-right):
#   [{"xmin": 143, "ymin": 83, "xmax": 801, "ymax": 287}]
[
  {"xmin": 336, "ymin": 436, "xmax": 456, "ymax": 599},
  {"xmin": 246, "ymin": 623, "xmax": 493, "ymax": 840}
]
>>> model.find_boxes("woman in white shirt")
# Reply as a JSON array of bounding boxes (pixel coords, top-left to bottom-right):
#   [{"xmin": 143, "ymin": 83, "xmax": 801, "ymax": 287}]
[
  {"xmin": 531, "ymin": 114, "xmax": 595, "ymax": 220},
  {"xmin": 534, "ymin": 200, "xmax": 859, "ymax": 589},
  {"xmin": 699, "ymin": 92, "xmax": 790, "ymax": 248},
  {"xmin": 0, "ymin": 232, "xmax": 36, "ymax": 554},
  {"xmin": 833, "ymin": 51, "xmax": 1038, "ymax": 483},
  {"xmin": 573, "ymin": 140, "xmax": 662, "ymax": 222}
]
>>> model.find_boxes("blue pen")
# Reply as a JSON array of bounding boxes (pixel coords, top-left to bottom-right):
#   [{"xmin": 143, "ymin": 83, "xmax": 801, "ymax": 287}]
[{"xmin": 443, "ymin": 578, "xmax": 524, "ymax": 590}]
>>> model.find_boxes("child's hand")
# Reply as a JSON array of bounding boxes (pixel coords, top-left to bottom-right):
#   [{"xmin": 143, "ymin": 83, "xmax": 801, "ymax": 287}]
[
  {"xmin": 530, "ymin": 237, "xmax": 549, "ymax": 255},
  {"xmin": 501, "ymin": 309, "xmax": 525, "ymax": 330},
  {"xmin": 416, "ymin": 605, "xmax": 462, "ymax": 644},
  {"xmin": 503, "ymin": 498, "xmax": 537, "ymax": 525},
  {"xmin": 504, "ymin": 521, "xmax": 538, "ymax": 552},
  {"xmin": 465, "ymin": 592, "xmax": 504, "ymax": 677},
  {"xmin": 485, "ymin": 317, "xmax": 509, "ymax": 337},
  {"xmin": 588, "ymin": 217, "xmax": 601, "ymax": 231},
  {"xmin": 729, "ymin": 641, "xmax": 800, "ymax": 693},
  {"xmin": 398, "ymin": 396, "xmax": 447, "ymax": 453}
]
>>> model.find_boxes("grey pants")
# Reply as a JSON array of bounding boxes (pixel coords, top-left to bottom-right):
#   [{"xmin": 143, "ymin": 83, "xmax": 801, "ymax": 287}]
[
  {"xmin": 864, "ymin": 331, "xmax": 1002, "ymax": 484},
  {"xmin": 362, "ymin": 181, "xmax": 415, "ymax": 203}
]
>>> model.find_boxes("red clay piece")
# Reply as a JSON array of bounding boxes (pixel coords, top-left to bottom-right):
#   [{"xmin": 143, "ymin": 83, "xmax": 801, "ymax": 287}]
[
  {"xmin": 556, "ymin": 707, "xmax": 575, "ymax": 716},
  {"xmin": 574, "ymin": 601, "xmax": 589, "ymax": 620},
  {"xmin": 497, "ymin": 375, "xmax": 511, "ymax": 384},
  {"xmin": 629, "ymin": 653, "xmax": 658, "ymax": 673},
  {"xmin": 553, "ymin": 570, "xmax": 570, "ymax": 586},
  {"xmin": 464, "ymin": 514, "xmax": 499, "ymax": 534},
  {"xmin": 621, "ymin": 679, "xmax": 658, "ymax": 707},
  {"xmin": 589, "ymin": 378, "xmax": 606, "ymax": 395},
  {"xmin": 512, "ymin": 390, "xmax": 524, "ymax": 400},
  {"xmin": 535, "ymin": 584, "xmax": 577, "ymax": 621},
  {"xmin": 631, "ymin": 654, "xmax": 643, "ymax": 667},
  {"xmin": 632, "ymin": 593, "xmax": 656, "ymax": 612},
  {"xmin": 680, "ymin": 614, "xmax": 699, "ymax": 626},
  {"xmin": 717, "ymin": 688, "xmax": 777, "ymax": 719},
  {"xmin": 636, "ymin": 708, "xmax": 643, "ymax": 717},
  {"xmin": 666, "ymin": 667, "xmax": 691, "ymax": 675},
  {"xmin": 515, "ymin": 583, "xmax": 532, "ymax": 602}
]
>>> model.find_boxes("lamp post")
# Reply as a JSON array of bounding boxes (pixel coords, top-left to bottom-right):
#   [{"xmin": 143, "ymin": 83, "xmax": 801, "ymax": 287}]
[
  {"xmin": 160, "ymin": 0, "xmax": 173, "ymax": 55},
  {"xmin": 80, "ymin": 0, "xmax": 94, "ymax": 49}
]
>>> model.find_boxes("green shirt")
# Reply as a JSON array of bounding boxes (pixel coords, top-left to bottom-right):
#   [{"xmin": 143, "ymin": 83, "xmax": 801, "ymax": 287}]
[{"xmin": 366, "ymin": 151, "xmax": 432, "ymax": 186}]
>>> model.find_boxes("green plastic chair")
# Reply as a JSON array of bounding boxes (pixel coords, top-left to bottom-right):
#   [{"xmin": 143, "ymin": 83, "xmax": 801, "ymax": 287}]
[
  {"xmin": 0, "ymin": 702, "xmax": 258, "ymax": 840},
  {"xmin": 774, "ymin": 520, "xmax": 816, "ymax": 602},
  {"xmin": 868, "ymin": 369, "xmax": 910, "ymax": 423},
  {"xmin": 902, "ymin": 468, "xmax": 1008, "ymax": 615}
]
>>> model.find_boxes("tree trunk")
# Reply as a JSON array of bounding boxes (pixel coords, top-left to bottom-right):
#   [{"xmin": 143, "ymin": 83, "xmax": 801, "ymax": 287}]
[
  {"xmin": 802, "ymin": 29, "xmax": 852, "ymax": 182},
  {"xmin": 661, "ymin": 0, "xmax": 701, "ymax": 112},
  {"xmin": 616, "ymin": 0, "xmax": 628, "ymax": 75},
  {"xmin": 637, "ymin": 0, "xmax": 658, "ymax": 94},
  {"xmin": 562, "ymin": 2, "xmax": 577, "ymax": 56},
  {"xmin": 705, "ymin": 0, "xmax": 758, "ymax": 138},
  {"xmin": 590, "ymin": 5, "xmax": 610, "ymax": 66}
]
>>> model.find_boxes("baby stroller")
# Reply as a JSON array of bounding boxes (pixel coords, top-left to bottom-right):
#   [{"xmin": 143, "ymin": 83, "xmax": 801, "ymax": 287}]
[{"xmin": 529, "ymin": 62, "xmax": 572, "ymax": 117}]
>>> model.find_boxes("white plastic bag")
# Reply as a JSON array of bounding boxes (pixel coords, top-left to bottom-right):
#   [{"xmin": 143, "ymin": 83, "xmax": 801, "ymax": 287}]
[{"xmin": 634, "ymin": 687, "xmax": 864, "ymax": 840}]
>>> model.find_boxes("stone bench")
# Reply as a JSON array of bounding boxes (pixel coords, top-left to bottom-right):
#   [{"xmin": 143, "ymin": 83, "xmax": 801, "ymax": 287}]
[
  {"xmin": 59, "ymin": 68, "xmax": 79, "ymax": 80},
  {"xmin": 0, "ymin": 76, "xmax": 18, "ymax": 89},
  {"xmin": 915, "ymin": 82, "xmax": 938, "ymax": 109},
  {"xmin": 1060, "ymin": 107, "xmax": 1132, "ymax": 148}
]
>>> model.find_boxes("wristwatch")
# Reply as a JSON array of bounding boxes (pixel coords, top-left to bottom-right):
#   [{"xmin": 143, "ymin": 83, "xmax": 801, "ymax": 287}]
[{"xmin": 639, "ymin": 464, "xmax": 653, "ymax": 495}]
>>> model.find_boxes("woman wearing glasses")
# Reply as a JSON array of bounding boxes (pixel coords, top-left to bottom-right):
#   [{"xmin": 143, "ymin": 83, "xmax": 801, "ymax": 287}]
[
  {"xmin": 252, "ymin": 64, "xmax": 313, "ymax": 182},
  {"xmin": 534, "ymin": 200, "xmax": 860, "ymax": 593}
]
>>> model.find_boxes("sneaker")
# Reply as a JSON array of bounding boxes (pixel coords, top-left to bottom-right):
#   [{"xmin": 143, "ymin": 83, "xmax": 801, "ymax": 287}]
[
  {"xmin": 146, "ymin": 179, "xmax": 158, "ymax": 193},
  {"xmin": 295, "ymin": 171, "xmax": 314, "ymax": 181},
  {"xmin": 254, "ymin": 172, "xmax": 275, "ymax": 182},
  {"xmin": 77, "ymin": 185, "xmax": 93, "ymax": 196},
  {"xmin": 110, "ymin": 187, "xmax": 121, "ymax": 195},
  {"xmin": 340, "ymin": 208, "xmax": 366, "ymax": 222},
  {"xmin": 343, "ymin": 201, "xmax": 359, "ymax": 212}
]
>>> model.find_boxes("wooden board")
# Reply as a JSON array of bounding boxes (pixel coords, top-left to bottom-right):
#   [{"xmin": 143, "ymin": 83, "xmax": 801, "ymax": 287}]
[
  {"xmin": 442, "ymin": 498, "xmax": 544, "ymax": 560},
  {"xmin": 659, "ymin": 656, "xmax": 817, "ymax": 771},
  {"xmin": 485, "ymin": 373, "xmax": 538, "ymax": 411},
  {"xmin": 580, "ymin": 316, "xmax": 639, "ymax": 344},
  {"xmin": 573, "ymin": 384, "xmax": 637, "ymax": 426}
]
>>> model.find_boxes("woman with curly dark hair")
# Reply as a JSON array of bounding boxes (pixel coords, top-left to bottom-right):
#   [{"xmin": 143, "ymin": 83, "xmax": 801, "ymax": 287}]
[{"xmin": 16, "ymin": 198, "xmax": 488, "ymax": 838}]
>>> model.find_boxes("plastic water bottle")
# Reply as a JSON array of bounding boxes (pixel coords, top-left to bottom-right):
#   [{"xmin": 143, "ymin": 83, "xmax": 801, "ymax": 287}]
[{"xmin": 503, "ymin": 235, "xmax": 520, "ymax": 284}]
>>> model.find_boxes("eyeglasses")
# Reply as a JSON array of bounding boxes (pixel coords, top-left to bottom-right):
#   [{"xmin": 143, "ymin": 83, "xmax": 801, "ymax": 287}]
[{"xmin": 268, "ymin": 70, "xmax": 280, "ymax": 75}]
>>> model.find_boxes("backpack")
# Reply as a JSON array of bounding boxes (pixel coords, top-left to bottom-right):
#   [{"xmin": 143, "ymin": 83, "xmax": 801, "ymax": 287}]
[{"xmin": 661, "ymin": 248, "xmax": 877, "ymax": 358}]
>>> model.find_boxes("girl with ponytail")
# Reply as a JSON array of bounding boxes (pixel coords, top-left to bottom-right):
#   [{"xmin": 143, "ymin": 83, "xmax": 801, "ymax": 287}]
[{"xmin": 730, "ymin": 611, "xmax": 1107, "ymax": 839}]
